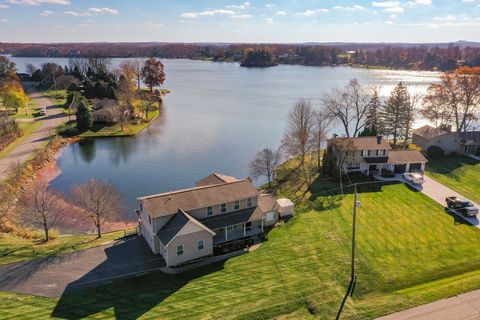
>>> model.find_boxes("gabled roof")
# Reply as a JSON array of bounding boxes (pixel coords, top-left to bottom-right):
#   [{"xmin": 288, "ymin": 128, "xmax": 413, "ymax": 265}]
[
  {"xmin": 200, "ymin": 206, "xmax": 264, "ymax": 230},
  {"xmin": 195, "ymin": 173, "xmax": 239, "ymax": 187},
  {"xmin": 413, "ymin": 125, "xmax": 448, "ymax": 139},
  {"xmin": 387, "ymin": 150, "xmax": 428, "ymax": 163},
  {"xmin": 157, "ymin": 209, "xmax": 215, "ymax": 246},
  {"xmin": 333, "ymin": 136, "xmax": 391, "ymax": 150},
  {"xmin": 258, "ymin": 194, "xmax": 277, "ymax": 213},
  {"xmin": 139, "ymin": 178, "xmax": 259, "ymax": 218}
]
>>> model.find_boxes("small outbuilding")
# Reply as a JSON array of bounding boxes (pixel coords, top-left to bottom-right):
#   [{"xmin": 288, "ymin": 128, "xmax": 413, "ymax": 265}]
[{"xmin": 276, "ymin": 198, "xmax": 295, "ymax": 218}]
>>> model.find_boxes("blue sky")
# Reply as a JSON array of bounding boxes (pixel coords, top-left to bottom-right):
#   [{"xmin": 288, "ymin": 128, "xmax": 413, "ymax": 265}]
[{"xmin": 0, "ymin": 0, "xmax": 479, "ymax": 43}]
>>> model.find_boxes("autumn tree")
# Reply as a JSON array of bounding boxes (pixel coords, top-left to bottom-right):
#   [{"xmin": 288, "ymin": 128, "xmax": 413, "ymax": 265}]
[
  {"xmin": 0, "ymin": 79, "xmax": 30, "ymax": 114},
  {"xmin": 141, "ymin": 58, "xmax": 166, "ymax": 92},
  {"xmin": 72, "ymin": 179, "xmax": 121, "ymax": 238},
  {"xmin": 421, "ymin": 66, "xmax": 480, "ymax": 132},
  {"xmin": 21, "ymin": 179, "xmax": 65, "ymax": 242},
  {"xmin": 249, "ymin": 148, "xmax": 282, "ymax": 188},
  {"xmin": 0, "ymin": 56, "xmax": 16, "ymax": 78}
]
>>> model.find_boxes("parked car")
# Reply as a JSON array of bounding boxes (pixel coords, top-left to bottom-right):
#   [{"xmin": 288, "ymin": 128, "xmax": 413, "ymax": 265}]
[
  {"xmin": 38, "ymin": 107, "xmax": 47, "ymax": 116},
  {"xmin": 445, "ymin": 196, "xmax": 479, "ymax": 217},
  {"xmin": 403, "ymin": 172, "xmax": 425, "ymax": 185}
]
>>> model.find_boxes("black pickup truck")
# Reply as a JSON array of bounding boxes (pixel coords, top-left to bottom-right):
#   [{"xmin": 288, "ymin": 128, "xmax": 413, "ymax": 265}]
[{"xmin": 446, "ymin": 197, "xmax": 479, "ymax": 217}]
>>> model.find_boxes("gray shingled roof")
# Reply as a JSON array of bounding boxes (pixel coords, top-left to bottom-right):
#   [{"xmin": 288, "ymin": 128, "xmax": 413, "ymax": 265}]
[
  {"xmin": 413, "ymin": 125, "xmax": 448, "ymax": 139},
  {"xmin": 157, "ymin": 210, "xmax": 190, "ymax": 246},
  {"xmin": 387, "ymin": 150, "xmax": 428, "ymax": 163},
  {"xmin": 201, "ymin": 206, "xmax": 263, "ymax": 230}
]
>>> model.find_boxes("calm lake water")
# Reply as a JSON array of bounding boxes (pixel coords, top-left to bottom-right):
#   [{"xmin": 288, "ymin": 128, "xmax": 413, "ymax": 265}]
[{"xmin": 10, "ymin": 57, "xmax": 441, "ymax": 219}]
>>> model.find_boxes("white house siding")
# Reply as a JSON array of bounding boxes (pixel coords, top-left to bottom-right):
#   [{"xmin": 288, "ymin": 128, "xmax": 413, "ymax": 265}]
[
  {"xmin": 141, "ymin": 222, "xmax": 159, "ymax": 254},
  {"xmin": 165, "ymin": 229, "xmax": 214, "ymax": 267}
]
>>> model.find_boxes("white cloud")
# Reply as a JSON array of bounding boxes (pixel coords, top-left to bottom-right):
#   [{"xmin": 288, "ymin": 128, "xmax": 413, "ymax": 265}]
[
  {"xmin": 265, "ymin": 17, "xmax": 274, "ymax": 24},
  {"xmin": 389, "ymin": 14, "xmax": 397, "ymax": 19},
  {"xmin": 0, "ymin": 18, "xmax": 8, "ymax": 21},
  {"xmin": 372, "ymin": 1, "xmax": 400, "ymax": 7},
  {"xmin": 265, "ymin": 4, "xmax": 275, "ymax": 8},
  {"xmin": 385, "ymin": 20, "xmax": 394, "ymax": 24},
  {"xmin": 64, "ymin": 10, "xmax": 82, "ymax": 16},
  {"xmin": 7, "ymin": 0, "xmax": 69, "ymax": 5},
  {"xmin": 180, "ymin": 9, "xmax": 235, "ymax": 18},
  {"xmin": 297, "ymin": 8, "xmax": 329, "ymax": 16},
  {"xmin": 40, "ymin": 9, "xmax": 53, "ymax": 15},
  {"xmin": 275, "ymin": 10, "xmax": 286, "ymax": 15},
  {"xmin": 232, "ymin": 14, "xmax": 252, "ymax": 19},
  {"xmin": 412, "ymin": 0, "xmax": 431, "ymax": 4},
  {"xmin": 333, "ymin": 5, "xmax": 365, "ymax": 11},
  {"xmin": 384, "ymin": 6, "xmax": 404, "ymax": 13},
  {"xmin": 0, "ymin": 4, "xmax": 9, "ymax": 8},
  {"xmin": 226, "ymin": 2, "xmax": 250, "ymax": 10},
  {"xmin": 88, "ymin": 7, "xmax": 119, "ymax": 15},
  {"xmin": 433, "ymin": 15, "xmax": 456, "ymax": 21}
]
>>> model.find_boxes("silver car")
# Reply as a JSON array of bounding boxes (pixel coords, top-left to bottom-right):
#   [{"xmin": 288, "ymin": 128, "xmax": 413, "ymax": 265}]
[{"xmin": 403, "ymin": 172, "xmax": 425, "ymax": 185}]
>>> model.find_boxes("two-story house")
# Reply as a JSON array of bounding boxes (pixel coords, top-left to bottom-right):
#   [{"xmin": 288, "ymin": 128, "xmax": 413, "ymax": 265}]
[
  {"xmin": 329, "ymin": 136, "xmax": 428, "ymax": 176},
  {"xmin": 136, "ymin": 173, "xmax": 294, "ymax": 267}
]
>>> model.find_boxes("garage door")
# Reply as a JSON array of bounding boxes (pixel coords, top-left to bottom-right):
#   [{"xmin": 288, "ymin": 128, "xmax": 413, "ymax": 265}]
[
  {"xmin": 409, "ymin": 163, "xmax": 422, "ymax": 172},
  {"xmin": 394, "ymin": 164, "xmax": 407, "ymax": 173}
]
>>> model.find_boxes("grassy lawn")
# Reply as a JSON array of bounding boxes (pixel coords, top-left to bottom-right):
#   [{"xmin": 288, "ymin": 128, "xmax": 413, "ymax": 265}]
[
  {"xmin": 0, "ymin": 229, "xmax": 132, "ymax": 266},
  {"xmin": 2, "ymin": 182, "xmax": 480, "ymax": 319},
  {"xmin": 9, "ymin": 100, "xmax": 43, "ymax": 120},
  {"xmin": 43, "ymin": 90, "xmax": 67, "ymax": 107},
  {"xmin": 0, "ymin": 121, "xmax": 41, "ymax": 160},
  {"xmin": 426, "ymin": 154, "xmax": 480, "ymax": 204},
  {"xmin": 78, "ymin": 109, "xmax": 160, "ymax": 138}
]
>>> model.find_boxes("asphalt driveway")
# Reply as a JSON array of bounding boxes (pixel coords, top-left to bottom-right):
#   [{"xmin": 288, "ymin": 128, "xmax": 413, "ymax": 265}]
[{"xmin": 0, "ymin": 236, "xmax": 165, "ymax": 297}]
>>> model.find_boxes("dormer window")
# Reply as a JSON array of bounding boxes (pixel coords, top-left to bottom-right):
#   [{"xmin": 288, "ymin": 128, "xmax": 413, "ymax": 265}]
[
  {"xmin": 247, "ymin": 197, "xmax": 253, "ymax": 208},
  {"xmin": 221, "ymin": 203, "xmax": 227, "ymax": 213},
  {"xmin": 234, "ymin": 200, "xmax": 240, "ymax": 210},
  {"xmin": 207, "ymin": 206, "xmax": 213, "ymax": 216}
]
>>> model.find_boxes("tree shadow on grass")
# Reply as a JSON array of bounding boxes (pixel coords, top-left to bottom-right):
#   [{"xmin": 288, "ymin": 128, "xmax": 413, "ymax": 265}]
[
  {"xmin": 51, "ymin": 260, "xmax": 226, "ymax": 320},
  {"xmin": 427, "ymin": 155, "xmax": 479, "ymax": 175}
]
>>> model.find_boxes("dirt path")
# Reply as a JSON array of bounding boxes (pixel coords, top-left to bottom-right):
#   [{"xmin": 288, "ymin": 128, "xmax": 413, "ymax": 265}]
[{"xmin": 0, "ymin": 83, "xmax": 71, "ymax": 181}]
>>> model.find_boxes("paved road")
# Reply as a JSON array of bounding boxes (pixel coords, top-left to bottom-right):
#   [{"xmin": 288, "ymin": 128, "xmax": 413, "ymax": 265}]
[
  {"xmin": 0, "ymin": 83, "xmax": 70, "ymax": 181},
  {"xmin": 411, "ymin": 176, "xmax": 480, "ymax": 228},
  {"xmin": 0, "ymin": 237, "xmax": 165, "ymax": 297},
  {"xmin": 378, "ymin": 289, "xmax": 480, "ymax": 320}
]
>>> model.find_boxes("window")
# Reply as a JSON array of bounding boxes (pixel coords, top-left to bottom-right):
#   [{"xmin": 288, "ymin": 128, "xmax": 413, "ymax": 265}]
[
  {"xmin": 197, "ymin": 239, "xmax": 205, "ymax": 250},
  {"xmin": 382, "ymin": 149, "xmax": 386, "ymax": 156},
  {"xmin": 221, "ymin": 203, "xmax": 227, "ymax": 213},
  {"xmin": 234, "ymin": 200, "xmax": 240, "ymax": 210},
  {"xmin": 266, "ymin": 212, "xmax": 275, "ymax": 222},
  {"xmin": 247, "ymin": 197, "xmax": 253, "ymax": 207},
  {"xmin": 148, "ymin": 215, "xmax": 151, "ymax": 225},
  {"xmin": 176, "ymin": 245, "xmax": 184, "ymax": 256},
  {"xmin": 367, "ymin": 150, "xmax": 371, "ymax": 156},
  {"xmin": 206, "ymin": 206, "xmax": 213, "ymax": 216},
  {"xmin": 376, "ymin": 150, "xmax": 380, "ymax": 156}
]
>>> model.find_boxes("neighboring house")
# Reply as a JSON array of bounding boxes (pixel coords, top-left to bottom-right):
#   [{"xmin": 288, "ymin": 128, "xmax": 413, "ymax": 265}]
[
  {"xmin": 412, "ymin": 125, "xmax": 480, "ymax": 157},
  {"xmin": 136, "ymin": 173, "xmax": 294, "ymax": 267},
  {"xmin": 328, "ymin": 136, "xmax": 428, "ymax": 175}
]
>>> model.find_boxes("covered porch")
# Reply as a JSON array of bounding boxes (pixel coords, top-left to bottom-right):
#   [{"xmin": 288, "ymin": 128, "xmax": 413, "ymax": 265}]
[{"xmin": 213, "ymin": 220, "xmax": 264, "ymax": 245}]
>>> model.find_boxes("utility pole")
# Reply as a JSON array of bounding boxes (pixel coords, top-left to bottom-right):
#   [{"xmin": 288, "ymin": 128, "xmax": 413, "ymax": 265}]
[{"xmin": 336, "ymin": 183, "xmax": 359, "ymax": 320}]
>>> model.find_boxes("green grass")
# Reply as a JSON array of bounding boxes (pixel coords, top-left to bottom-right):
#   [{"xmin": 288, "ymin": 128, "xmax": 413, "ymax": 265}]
[
  {"xmin": 0, "ymin": 230, "xmax": 132, "ymax": 266},
  {"xmin": 3, "ymin": 183, "xmax": 480, "ymax": 319},
  {"xmin": 43, "ymin": 90, "xmax": 67, "ymax": 107},
  {"xmin": 78, "ymin": 109, "xmax": 160, "ymax": 138},
  {"xmin": 426, "ymin": 154, "xmax": 480, "ymax": 204},
  {"xmin": 9, "ymin": 100, "xmax": 43, "ymax": 120},
  {"xmin": 0, "ymin": 121, "xmax": 41, "ymax": 160}
]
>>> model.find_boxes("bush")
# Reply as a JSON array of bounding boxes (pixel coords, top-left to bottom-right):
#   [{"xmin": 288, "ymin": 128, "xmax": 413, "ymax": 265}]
[
  {"xmin": 427, "ymin": 145, "xmax": 445, "ymax": 159},
  {"xmin": 381, "ymin": 168, "xmax": 394, "ymax": 177}
]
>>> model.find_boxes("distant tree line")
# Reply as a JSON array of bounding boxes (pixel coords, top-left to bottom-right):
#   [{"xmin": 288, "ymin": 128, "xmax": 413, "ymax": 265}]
[{"xmin": 3, "ymin": 42, "xmax": 480, "ymax": 71}]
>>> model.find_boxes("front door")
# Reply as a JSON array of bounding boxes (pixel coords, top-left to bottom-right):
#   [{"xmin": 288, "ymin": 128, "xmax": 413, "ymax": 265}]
[{"xmin": 368, "ymin": 164, "xmax": 378, "ymax": 173}]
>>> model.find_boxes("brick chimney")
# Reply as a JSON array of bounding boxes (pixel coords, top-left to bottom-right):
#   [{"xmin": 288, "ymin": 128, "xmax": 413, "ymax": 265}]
[{"xmin": 376, "ymin": 135, "xmax": 382, "ymax": 145}]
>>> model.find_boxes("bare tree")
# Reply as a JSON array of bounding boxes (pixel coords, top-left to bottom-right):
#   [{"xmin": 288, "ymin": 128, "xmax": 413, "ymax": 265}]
[
  {"xmin": 313, "ymin": 108, "xmax": 332, "ymax": 170},
  {"xmin": 249, "ymin": 148, "xmax": 282, "ymax": 188},
  {"xmin": 282, "ymin": 99, "xmax": 316, "ymax": 166},
  {"xmin": 324, "ymin": 138, "xmax": 356, "ymax": 194},
  {"xmin": 421, "ymin": 84, "xmax": 453, "ymax": 129},
  {"xmin": 133, "ymin": 58, "xmax": 146, "ymax": 90},
  {"xmin": 21, "ymin": 179, "xmax": 65, "ymax": 242},
  {"xmin": 72, "ymin": 180, "xmax": 121, "ymax": 238},
  {"xmin": 322, "ymin": 79, "xmax": 372, "ymax": 137}
]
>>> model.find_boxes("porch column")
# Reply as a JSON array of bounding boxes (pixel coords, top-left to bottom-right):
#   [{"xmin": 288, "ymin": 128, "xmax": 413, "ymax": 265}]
[
  {"xmin": 261, "ymin": 219, "xmax": 264, "ymax": 232},
  {"xmin": 225, "ymin": 227, "xmax": 228, "ymax": 241},
  {"xmin": 421, "ymin": 162, "xmax": 425, "ymax": 172},
  {"xmin": 405, "ymin": 163, "xmax": 410, "ymax": 173},
  {"xmin": 243, "ymin": 223, "xmax": 246, "ymax": 236}
]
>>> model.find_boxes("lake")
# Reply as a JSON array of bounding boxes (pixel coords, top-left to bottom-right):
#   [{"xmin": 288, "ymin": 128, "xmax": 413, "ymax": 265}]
[{"xmin": 10, "ymin": 57, "xmax": 441, "ymax": 219}]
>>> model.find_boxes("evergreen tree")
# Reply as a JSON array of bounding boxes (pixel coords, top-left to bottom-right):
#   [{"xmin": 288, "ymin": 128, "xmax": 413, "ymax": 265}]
[
  {"xmin": 359, "ymin": 90, "xmax": 381, "ymax": 136},
  {"xmin": 75, "ymin": 101, "xmax": 92, "ymax": 132},
  {"xmin": 380, "ymin": 82, "xmax": 410, "ymax": 146}
]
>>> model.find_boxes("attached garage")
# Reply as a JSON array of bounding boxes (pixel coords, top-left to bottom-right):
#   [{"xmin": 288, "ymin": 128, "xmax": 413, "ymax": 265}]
[
  {"xmin": 409, "ymin": 163, "xmax": 422, "ymax": 172},
  {"xmin": 394, "ymin": 164, "xmax": 407, "ymax": 173}
]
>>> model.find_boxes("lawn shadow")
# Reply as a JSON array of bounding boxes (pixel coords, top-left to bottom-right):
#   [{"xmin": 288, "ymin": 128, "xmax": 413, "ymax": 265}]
[
  {"xmin": 51, "ymin": 238, "xmax": 226, "ymax": 319},
  {"xmin": 427, "ymin": 155, "xmax": 479, "ymax": 175}
]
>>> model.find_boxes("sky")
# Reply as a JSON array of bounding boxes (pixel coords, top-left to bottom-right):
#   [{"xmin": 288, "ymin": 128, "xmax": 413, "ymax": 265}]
[{"xmin": 0, "ymin": 0, "xmax": 479, "ymax": 43}]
